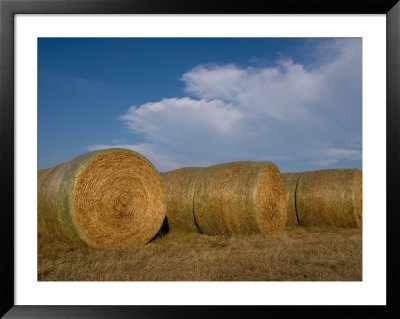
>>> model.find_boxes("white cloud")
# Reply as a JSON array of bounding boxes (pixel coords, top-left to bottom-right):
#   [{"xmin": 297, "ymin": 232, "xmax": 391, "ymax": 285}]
[
  {"xmin": 120, "ymin": 97, "xmax": 242, "ymax": 138},
  {"xmin": 87, "ymin": 143, "xmax": 181, "ymax": 172},
  {"xmin": 322, "ymin": 148, "xmax": 362, "ymax": 161},
  {"xmin": 182, "ymin": 60, "xmax": 325, "ymax": 122},
  {"xmin": 40, "ymin": 71, "xmax": 103, "ymax": 88},
  {"xmin": 310, "ymin": 147, "xmax": 361, "ymax": 168},
  {"xmin": 88, "ymin": 39, "xmax": 362, "ymax": 172},
  {"xmin": 313, "ymin": 159, "xmax": 339, "ymax": 167}
]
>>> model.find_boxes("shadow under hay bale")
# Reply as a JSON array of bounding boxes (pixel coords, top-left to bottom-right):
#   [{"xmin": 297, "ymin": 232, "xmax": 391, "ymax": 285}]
[
  {"xmin": 160, "ymin": 167, "xmax": 204, "ymax": 233},
  {"xmin": 38, "ymin": 148, "xmax": 166, "ymax": 250},
  {"xmin": 295, "ymin": 169, "xmax": 362, "ymax": 228},
  {"xmin": 193, "ymin": 161, "xmax": 287, "ymax": 236},
  {"xmin": 149, "ymin": 216, "xmax": 170, "ymax": 242},
  {"xmin": 281, "ymin": 172, "xmax": 302, "ymax": 227}
]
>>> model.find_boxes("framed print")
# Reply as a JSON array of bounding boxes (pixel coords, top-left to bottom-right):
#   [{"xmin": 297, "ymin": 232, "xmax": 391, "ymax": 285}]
[{"xmin": 1, "ymin": 0, "xmax": 399, "ymax": 318}]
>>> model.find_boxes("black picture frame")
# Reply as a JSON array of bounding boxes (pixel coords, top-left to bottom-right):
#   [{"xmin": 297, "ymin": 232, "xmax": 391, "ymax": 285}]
[{"xmin": 1, "ymin": 0, "xmax": 399, "ymax": 318}]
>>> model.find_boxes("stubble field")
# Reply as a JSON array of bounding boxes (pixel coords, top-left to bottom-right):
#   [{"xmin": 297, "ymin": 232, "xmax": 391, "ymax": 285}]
[{"xmin": 38, "ymin": 225, "xmax": 362, "ymax": 281}]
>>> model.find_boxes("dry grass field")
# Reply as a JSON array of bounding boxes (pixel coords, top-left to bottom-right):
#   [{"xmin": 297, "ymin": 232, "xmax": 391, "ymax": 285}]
[{"xmin": 38, "ymin": 225, "xmax": 362, "ymax": 281}]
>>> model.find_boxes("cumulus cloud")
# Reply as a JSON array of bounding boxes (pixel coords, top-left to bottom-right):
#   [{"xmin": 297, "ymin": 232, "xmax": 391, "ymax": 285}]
[
  {"xmin": 88, "ymin": 39, "xmax": 362, "ymax": 172},
  {"xmin": 120, "ymin": 97, "xmax": 243, "ymax": 139},
  {"xmin": 182, "ymin": 60, "xmax": 325, "ymax": 123},
  {"xmin": 87, "ymin": 143, "xmax": 181, "ymax": 171},
  {"xmin": 321, "ymin": 148, "xmax": 362, "ymax": 161},
  {"xmin": 313, "ymin": 159, "xmax": 339, "ymax": 167}
]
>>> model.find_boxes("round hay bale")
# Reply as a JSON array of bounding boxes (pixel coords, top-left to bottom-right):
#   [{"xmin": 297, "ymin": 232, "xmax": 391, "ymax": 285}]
[
  {"xmin": 281, "ymin": 172, "xmax": 302, "ymax": 227},
  {"xmin": 38, "ymin": 148, "xmax": 166, "ymax": 249},
  {"xmin": 296, "ymin": 169, "xmax": 362, "ymax": 228},
  {"xmin": 193, "ymin": 161, "xmax": 287, "ymax": 235},
  {"xmin": 38, "ymin": 165, "xmax": 63, "ymax": 237},
  {"xmin": 160, "ymin": 167, "xmax": 204, "ymax": 232}
]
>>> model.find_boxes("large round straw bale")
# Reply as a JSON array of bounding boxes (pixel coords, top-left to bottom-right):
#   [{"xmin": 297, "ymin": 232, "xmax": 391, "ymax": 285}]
[
  {"xmin": 38, "ymin": 164, "xmax": 63, "ymax": 237},
  {"xmin": 160, "ymin": 167, "xmax": 204, "ymax": 232},
  {"xmin": 193, "ymin": 161, "xmax": 287, "ymax": 235},
  {"xmin": 281, "ymin": 172, "xmax": 302, "ymax": 227},
  {"xmin": 296, "ymin": 169, "xmax": 362, "ymax": 227},
  {"xmin": 38, "ymin": 148, "xmax": 166, "ymax": 249}
]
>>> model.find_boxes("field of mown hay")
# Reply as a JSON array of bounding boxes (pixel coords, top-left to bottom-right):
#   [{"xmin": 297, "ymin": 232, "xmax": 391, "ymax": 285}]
[
  {"xmin": 38, "ymin": 150, "xmax": 362, "ymax": 281},
  {"xmin": 38, "ymin": 225, "xmax": 362, "ymax": 281}
]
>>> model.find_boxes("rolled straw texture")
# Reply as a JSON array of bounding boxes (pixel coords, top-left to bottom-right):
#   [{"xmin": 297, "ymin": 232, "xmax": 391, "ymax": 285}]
[
  {"xmin": 281, "ymin": 172, "xmax": 302, "ymax": 227},
  {"xmin": 193, "ymin": 161, "xmax": 287, "ymax": 235},
  {"xmin": 296, "ymin": 169, "xmax": 362, "ymax": 227},
  {"xmin": 160, "ymin": 167, "xmax": 204, "ymax": 232},
  {"xmin": 38, "ymin": 148, "xmax": 166, "ymax": 249},
  {"xmin": 38, "ymin": 164, "xmax": 63, "ymax": 237}
]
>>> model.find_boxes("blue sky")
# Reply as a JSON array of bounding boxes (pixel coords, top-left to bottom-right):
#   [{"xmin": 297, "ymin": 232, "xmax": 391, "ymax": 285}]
[{"xmin": 38, "ymin": 38, "xmax": 362, "ymax": 172}]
